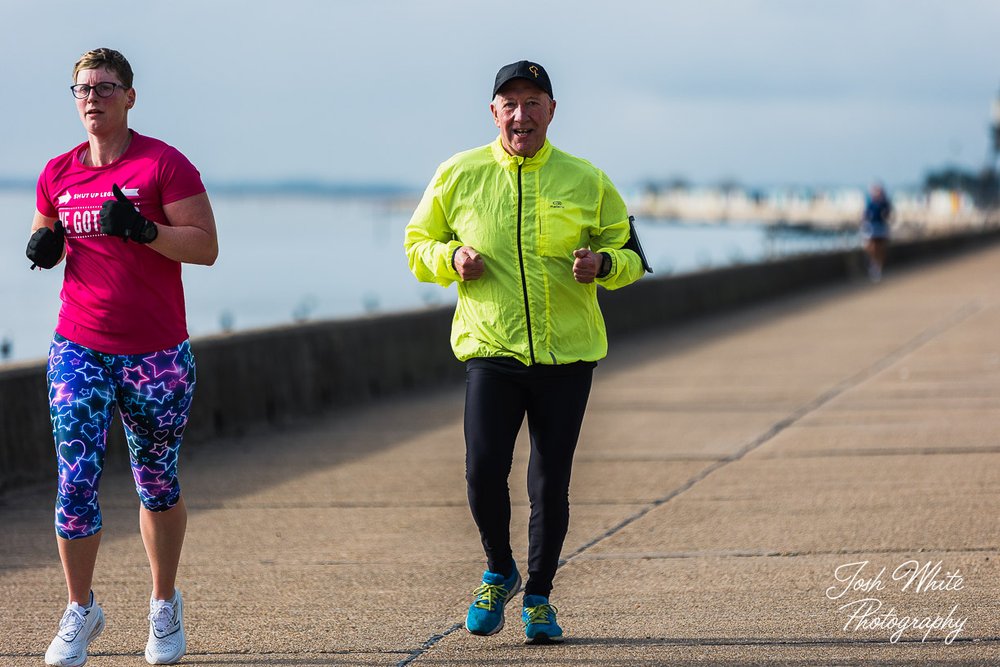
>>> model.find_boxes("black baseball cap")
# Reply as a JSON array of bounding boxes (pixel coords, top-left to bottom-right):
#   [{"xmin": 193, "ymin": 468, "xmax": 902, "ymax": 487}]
[{"xmin": 492, "ymin": 60, "xmax": 553, "ymax": 99}]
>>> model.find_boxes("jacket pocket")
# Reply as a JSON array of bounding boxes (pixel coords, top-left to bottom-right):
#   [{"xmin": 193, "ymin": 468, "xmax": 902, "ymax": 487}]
[{"xmin": 539, "ymin": 205, "xmax": 587, "ymax": 258}]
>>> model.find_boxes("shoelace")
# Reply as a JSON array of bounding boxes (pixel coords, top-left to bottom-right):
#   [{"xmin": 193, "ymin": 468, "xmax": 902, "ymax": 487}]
[
  {"xmin": 524, "ymin": 603, "xmax": 557, "ymax": 625},
  {"xmin": 148, "ymin": 600, "xmax": 176, "ymax": 634},
  {"xmin": 57, "ymin": 604, "xmax": 87, "ymax": 640},
  {"xmin": 472, "ymin": 583, "xmax": 510, "ymax": 611}
]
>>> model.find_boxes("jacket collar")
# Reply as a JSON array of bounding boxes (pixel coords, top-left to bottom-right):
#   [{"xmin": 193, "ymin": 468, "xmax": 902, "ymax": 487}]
[{"xmin": 490, "ymin": 136, "xmax": 553, "ymax": 171}]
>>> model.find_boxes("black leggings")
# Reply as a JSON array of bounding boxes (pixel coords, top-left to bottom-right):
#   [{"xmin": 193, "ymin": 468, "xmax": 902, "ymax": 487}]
[{"xmin": 464, "ymin": 357, "xmax": 595, "ymax": 597}]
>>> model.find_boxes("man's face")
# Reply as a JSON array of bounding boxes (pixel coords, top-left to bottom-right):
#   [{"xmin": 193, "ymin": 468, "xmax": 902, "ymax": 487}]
[{"xmin": 491, "ymin": 78, "xmax": 556, "ymax": 158}]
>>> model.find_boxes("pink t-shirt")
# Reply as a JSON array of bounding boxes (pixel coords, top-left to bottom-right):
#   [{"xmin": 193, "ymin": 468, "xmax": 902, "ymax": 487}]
[{"xmin": 36, "ymin": 131, "xmax": 206, "ymax": 354}]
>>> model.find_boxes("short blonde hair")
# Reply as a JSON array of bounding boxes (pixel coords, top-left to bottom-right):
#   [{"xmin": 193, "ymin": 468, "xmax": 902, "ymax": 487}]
[{"xmin": 72, "ymin": 48, "xmax": 133, "ymax": 88}]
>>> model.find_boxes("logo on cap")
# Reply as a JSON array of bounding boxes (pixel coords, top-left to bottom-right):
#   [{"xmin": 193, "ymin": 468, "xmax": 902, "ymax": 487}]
[{"xmin": 529, "ymin": 65, "xmax": 540, "ymax": 78}]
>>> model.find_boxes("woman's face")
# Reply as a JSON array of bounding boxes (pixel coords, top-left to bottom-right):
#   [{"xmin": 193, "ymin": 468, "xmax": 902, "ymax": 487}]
[{"xmin": 74, "ymin": 66, "xmax": 134, "ymax": 136}]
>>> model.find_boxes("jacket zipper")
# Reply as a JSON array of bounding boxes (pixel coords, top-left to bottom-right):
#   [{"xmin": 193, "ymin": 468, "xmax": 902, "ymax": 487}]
[{"xmin": 515, "ymin": 162, "xmax": 536, "ymax": 365}]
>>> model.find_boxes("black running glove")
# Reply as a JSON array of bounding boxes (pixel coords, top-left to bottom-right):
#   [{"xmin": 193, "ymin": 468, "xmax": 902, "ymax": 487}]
[
  {"xmin": 100, "ymin": 183, "xmax": 158, "ymax": 243},
  {"xmin": 26, "ymin": 220, "xmax": 66, "ymax": 270}
]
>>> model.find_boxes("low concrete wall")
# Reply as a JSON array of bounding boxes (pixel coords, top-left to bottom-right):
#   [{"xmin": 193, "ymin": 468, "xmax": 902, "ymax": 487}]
[
  {"xmin": 600, "ymin": 229, "xmax": 999, "ymax": 335},
  {"xmin": 3, "ymin": 228, "xmax": 998, "ymax": 493}
]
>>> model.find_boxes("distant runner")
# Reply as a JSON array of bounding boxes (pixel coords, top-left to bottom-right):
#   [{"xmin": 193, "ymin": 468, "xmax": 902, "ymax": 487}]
[{"xmin": 861, "ymin": 182, "xmax": 892, "ymax": 282}]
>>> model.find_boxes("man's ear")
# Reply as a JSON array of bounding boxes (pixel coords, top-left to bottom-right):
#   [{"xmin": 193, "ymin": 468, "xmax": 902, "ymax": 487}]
[{"xmin": 490, "ymin": 101, "xmax": 501, "ymax": 128}]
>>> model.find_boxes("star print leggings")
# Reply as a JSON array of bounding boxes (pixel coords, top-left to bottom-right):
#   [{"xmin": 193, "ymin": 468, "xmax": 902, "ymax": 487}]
[{"xmin": 46, "ymin": 333, "xmax": 197, "ymax": 539}]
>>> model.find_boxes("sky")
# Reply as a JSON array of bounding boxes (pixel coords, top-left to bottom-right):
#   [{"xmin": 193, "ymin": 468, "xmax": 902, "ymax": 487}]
[{"xmin": 3, "ymin": 0, "xmax": 999, "ymax": 191}]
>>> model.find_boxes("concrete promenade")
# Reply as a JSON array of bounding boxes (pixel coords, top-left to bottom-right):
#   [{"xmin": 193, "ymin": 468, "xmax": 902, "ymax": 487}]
[{"xmin": 2, "ymin": 243, "xmax": 1000, "ymax": 666}]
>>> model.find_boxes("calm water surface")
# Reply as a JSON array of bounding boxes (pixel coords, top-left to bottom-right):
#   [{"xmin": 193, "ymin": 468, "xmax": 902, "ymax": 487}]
[{"xmin": 1, "ymin": 189, "xmax": 856, "ymax": 363}]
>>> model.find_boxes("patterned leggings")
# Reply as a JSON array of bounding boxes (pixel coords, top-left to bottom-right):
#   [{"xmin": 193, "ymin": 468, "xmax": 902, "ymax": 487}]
[{"xmin": 47, "ymin": 333, "xmax": 197, "ymax": 539}]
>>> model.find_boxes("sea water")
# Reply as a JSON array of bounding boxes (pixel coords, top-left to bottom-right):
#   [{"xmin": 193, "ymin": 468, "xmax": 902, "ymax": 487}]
[{"xmin": 0, "ymin": 189, "xmax": 857, "ymax": 364}]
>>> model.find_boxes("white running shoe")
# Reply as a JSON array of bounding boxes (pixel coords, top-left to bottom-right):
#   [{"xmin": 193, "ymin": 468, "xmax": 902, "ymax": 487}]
[
  {"xmin": 145, "ymin": 589, "xmax": 186, "ymax": 665},
  {"xmin": 45, "ymin": 595, "xmax": 105, "ymax": 667}
]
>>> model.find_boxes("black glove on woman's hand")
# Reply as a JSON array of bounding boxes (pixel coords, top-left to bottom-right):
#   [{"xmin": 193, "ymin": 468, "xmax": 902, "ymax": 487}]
[
  {"xmin": 26, "ymin": 220, "xmax": 66, "ymax": 270},
  {"xmin": 100, "ymin": 183, "xmax": 158, "ymax": 244}
]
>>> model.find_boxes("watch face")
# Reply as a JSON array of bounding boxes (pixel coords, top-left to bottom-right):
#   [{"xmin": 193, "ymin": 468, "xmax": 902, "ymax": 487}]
[{"xmin": 141, "ymin": 222, "xmax": 158, "ymax": 243}]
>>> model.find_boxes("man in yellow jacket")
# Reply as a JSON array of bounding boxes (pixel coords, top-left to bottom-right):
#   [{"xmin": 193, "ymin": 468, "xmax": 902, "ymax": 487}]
[{"xmin": 404, "ymin": 60, "xmax": 645, "ymax": 644}]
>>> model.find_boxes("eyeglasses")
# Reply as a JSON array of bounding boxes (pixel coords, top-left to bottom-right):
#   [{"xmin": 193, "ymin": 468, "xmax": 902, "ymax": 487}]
[{"xmin": 70, "ymin": 82, "xmax": 127, "ymax": 99}]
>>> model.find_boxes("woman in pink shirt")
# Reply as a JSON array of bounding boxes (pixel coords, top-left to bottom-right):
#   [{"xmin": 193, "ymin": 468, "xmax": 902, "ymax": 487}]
[{"xmin": 27, "ymin": 47, "xmax": 218, "ymax": 667}]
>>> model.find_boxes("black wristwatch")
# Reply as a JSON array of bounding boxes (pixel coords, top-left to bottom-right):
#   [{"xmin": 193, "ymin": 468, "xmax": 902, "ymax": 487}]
[
  {"xmin": 136, "ymin": 220, "xmax": 159, "ymax": 244},
  {"xmin": 597, "ymin": 252, "xmax": 612, "ymax": 278}
]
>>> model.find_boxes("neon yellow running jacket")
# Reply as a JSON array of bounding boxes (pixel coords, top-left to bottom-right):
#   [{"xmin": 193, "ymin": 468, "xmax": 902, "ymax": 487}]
[{"xmin": 404, "ymin": 137, "xmax": 645, "ymax": 365}]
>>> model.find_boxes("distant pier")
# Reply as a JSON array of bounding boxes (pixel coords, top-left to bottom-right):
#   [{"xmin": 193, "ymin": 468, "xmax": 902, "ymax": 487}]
[{"xmin": 634, "ymin": 187, "xmax": 1000, "ymax": 237}]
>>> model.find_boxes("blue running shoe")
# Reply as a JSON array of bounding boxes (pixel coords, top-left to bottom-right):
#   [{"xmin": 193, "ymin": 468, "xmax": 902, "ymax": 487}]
[
  {"xmin": 465, "ymin": 564, "xmax": 522, "ymax": 636},
  {"xmin": 522, "ymin": 594, "xmax": 563, "ymax": 644}
]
